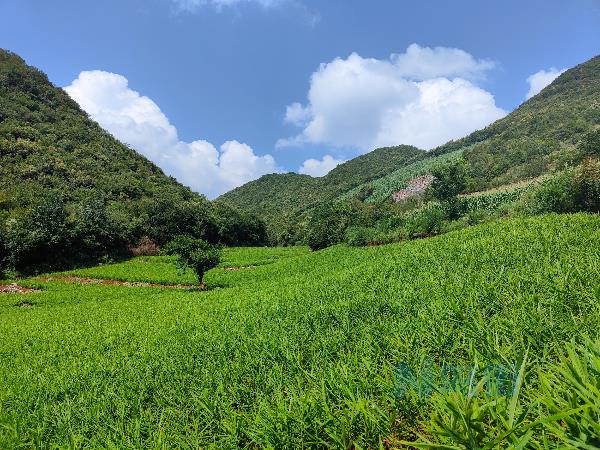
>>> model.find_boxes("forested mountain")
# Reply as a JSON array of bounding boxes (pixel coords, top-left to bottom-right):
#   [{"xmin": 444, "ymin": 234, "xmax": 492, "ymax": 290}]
[
  {"xmin": 0, "ymin": 49, "xmax": 266, "ymax": 273},
  {"xmin": 219, "ymin": 54, "xmax": 600, "ymax": 234},
  {"xmin": 219, "ymin": 145, "xmax": 425, "ymax": 226}
]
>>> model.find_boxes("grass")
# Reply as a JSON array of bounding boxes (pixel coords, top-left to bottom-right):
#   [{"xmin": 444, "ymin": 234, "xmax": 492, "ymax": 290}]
[
  {"xmin": 1, "ymin": 214, "xmax": 599, "ymax": 448},
  {"xmin": 55, "ymin": 246, "xmax": 310, "ymax": 286}
]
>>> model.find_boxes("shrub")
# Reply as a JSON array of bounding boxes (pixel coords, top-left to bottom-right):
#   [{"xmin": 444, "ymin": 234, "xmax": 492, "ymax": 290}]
[
  {"xmin": 574, "ymin": 157, "xmax": 600, "ymax": 213},
  {"xmin": 404, "ymin": 203, "xmax": 448, "ymax": 238},
  {"xmin": 163, "ymin": 236, "xmax": 222, "ymax": 287},
  {"xmin": 525, "ymin": 158, "xmax": 600, "ymax": 214},
  {"xmin": 344, "ymin": 226, "xmax": 374, "ymax": 247},
  {"xmin": 525, "ymin": 171, "xmax": 578, "ymax": 214}
]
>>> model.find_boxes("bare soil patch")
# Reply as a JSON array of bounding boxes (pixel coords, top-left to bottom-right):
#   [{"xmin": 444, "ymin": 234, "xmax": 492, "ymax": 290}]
[
  {"xmin": 0, "ymin": 283, "xmax": 40, "ymax": 294},
  {"xmin": 39, "ymin": 276, "xmax": 198, "ymax": 290}
]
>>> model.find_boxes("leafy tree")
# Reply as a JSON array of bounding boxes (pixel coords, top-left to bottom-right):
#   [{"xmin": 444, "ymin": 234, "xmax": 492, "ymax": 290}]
[
  {"xmin": 4, "ymin": 194, "xmax": 72, "ymax": 271},
  {"xmin": 306, "ymin": 204, "xmax": 349, "ymax": 251},
  {"xmin": 72, "ymin": 197, "xmax": 127, "ymax": 259},
  {"xmin": 306, "ymin": 200, "xmax": 382, "ymax": 251},
  {"xmin": 429, "ymin": 160, "xmax": 469, "ymax": 202},
  {"xmin": 212, "ymin": 202, "xmax": 268, "ymax": 246},
  {"xmin": 428, "ymin": 160, "xmax": 470, "ymax": 220},
  {"xmin": 580, "ymin": 128, "xmax": 600, "ymax": 158},
  {"xmin": 163, "ymin": 236, "xmax": 222, "ymax": 287}
]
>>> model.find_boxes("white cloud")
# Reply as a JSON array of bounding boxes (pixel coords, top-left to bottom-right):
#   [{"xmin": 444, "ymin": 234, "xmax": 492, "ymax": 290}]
[
  {"xmin": 391, "ymin": 43, "xmax": 495, "ymax": 80},
  {"xmin": 525, "ymin": 67, "xmax": 566, "ymax": 99},
  {"xmin": 284, "ymin": 102, "xmax": 312, "ymax": 126},
  {"xmin": 298, "ymin": 155, "xmax": 345, "ymax": 177},
  {"xmin": 278, "ymin": 44, "xmax": 506, "ymax": 151},
  {"xmin": 65, "ymin": 70, "xmax": 278, "ymax": 199},
  {"xmin": 172, "ymin": 0, "xmax": 285, "ymax": 11}
]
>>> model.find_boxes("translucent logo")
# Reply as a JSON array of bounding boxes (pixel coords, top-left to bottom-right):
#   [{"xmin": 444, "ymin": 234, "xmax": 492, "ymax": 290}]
[{"xmin": 395, "ymin": 357, "xmax": 518, "ymax": 399}]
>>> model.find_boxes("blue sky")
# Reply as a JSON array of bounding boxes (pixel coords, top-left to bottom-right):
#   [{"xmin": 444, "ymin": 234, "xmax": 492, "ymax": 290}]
[{"xmin": 1, "ymin": 0, "xmax": 599, "ymax": 197}]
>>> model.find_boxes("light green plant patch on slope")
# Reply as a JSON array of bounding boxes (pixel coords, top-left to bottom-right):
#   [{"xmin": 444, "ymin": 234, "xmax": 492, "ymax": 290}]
[{"xmin": 342, "ymin": 149, "xmax": 465, "ymax": 203}]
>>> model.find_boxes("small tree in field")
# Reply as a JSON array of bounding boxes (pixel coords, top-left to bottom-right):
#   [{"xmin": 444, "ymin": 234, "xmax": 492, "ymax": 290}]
[{"xmin": 164, "ymin": 236, "xmax": 222, "ymax": 288}]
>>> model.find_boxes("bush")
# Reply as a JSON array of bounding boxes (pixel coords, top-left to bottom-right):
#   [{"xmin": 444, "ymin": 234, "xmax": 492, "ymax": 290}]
[
  {"xmin": 404, "ymin": 203, "xmax": 448, "ymax": 238},
  {"xmin": 574, "ymin": 157, "xmax": 600, "ymax": 213},
  {"xmin": 525, "ymin": 158, "xmax": 600, "ymax": 214},
  {"xmin": 163, "ymin": 236, "xmax": 222, "ymax": 286},
  {"xmin": 344, "ymin": 226, "xmax": 375, "ymax": 247},
  {"xmin": 525, "ymin": 171, "xmax": 579, "ymax": 214}
]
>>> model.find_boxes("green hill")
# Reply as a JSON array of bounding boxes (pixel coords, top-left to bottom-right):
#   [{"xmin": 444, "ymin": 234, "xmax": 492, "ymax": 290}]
[
  {"xmin": 219, "ymin": 54, "xmax": 600, "ymax": 232},
  {"xmin": 0, "ymin": 49, "xmax": 266, "ymax": 273},
  {"xmin": 433, "ymin": 54, "xmax": 600, "ymax": 188},
  {"xmin": 219, "ymin": 145, "xmax": 425, "ymax": 228}
]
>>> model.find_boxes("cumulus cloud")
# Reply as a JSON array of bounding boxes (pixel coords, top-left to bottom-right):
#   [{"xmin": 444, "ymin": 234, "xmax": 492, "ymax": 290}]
[
  {"xmin": 525, "ymin": 67, "xmax": 566, "ymax": 99},
  {"xmin": 65, "ymin": 70, "xmax": 278, "ymax": 198},
  {"xmin": 278, "ymin": 44, "xmax": 506, "ymax": 151},
  {"xmin": 298, "ymin": 155, "xmax": 345, "ymax": 177},
  {"xmin": 284, "ymin": 102, "xmax": 312, "ymax": 126},
  {"xmin": 391, "ymin": 43, "xmax": 495, "ymax": 80}
]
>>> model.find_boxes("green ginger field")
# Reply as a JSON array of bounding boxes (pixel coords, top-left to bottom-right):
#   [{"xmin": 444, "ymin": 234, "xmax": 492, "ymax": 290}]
[{"xmin": 2, "ymin": 214, "xmax": 600, "ymax": 448}]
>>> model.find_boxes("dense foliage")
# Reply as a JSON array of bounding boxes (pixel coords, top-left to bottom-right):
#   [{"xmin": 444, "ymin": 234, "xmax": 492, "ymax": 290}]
[
  {"xmin": 299, "ymin": 154, "xmax": 600, "ymax": 250},
  {"xmin": 0, "ymin": 49, "xmax": 267, "ymax": 274},
  {"xmin": 2, "ymin": 215, "xmax": 599, "ymax": 447}
]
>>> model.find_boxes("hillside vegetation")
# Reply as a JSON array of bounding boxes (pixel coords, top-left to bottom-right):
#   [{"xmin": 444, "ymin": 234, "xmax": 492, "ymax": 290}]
[
  {"xmin": 433, "ymin": 54, "xmax": 600, "ymax": 188},
  {"xmin": 219, "ymin": 54, "xmax": 600, "ymax": 242},
  {"xmin": 219, "ymin": 145, "xmax": 425, "ymax": 229},
  {"xmin": 0, "ymin": 49, "xmax": 267, "ymax": 274},
  {"xmin": 1, "ymin": 214, "xmax": 600, "ymax": 447}
]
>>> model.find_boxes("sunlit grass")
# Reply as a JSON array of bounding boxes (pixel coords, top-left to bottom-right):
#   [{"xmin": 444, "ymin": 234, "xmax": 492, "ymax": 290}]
[{"xmin": 0, "ymin": 214, "xmax": 599, "ymax": 448}]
